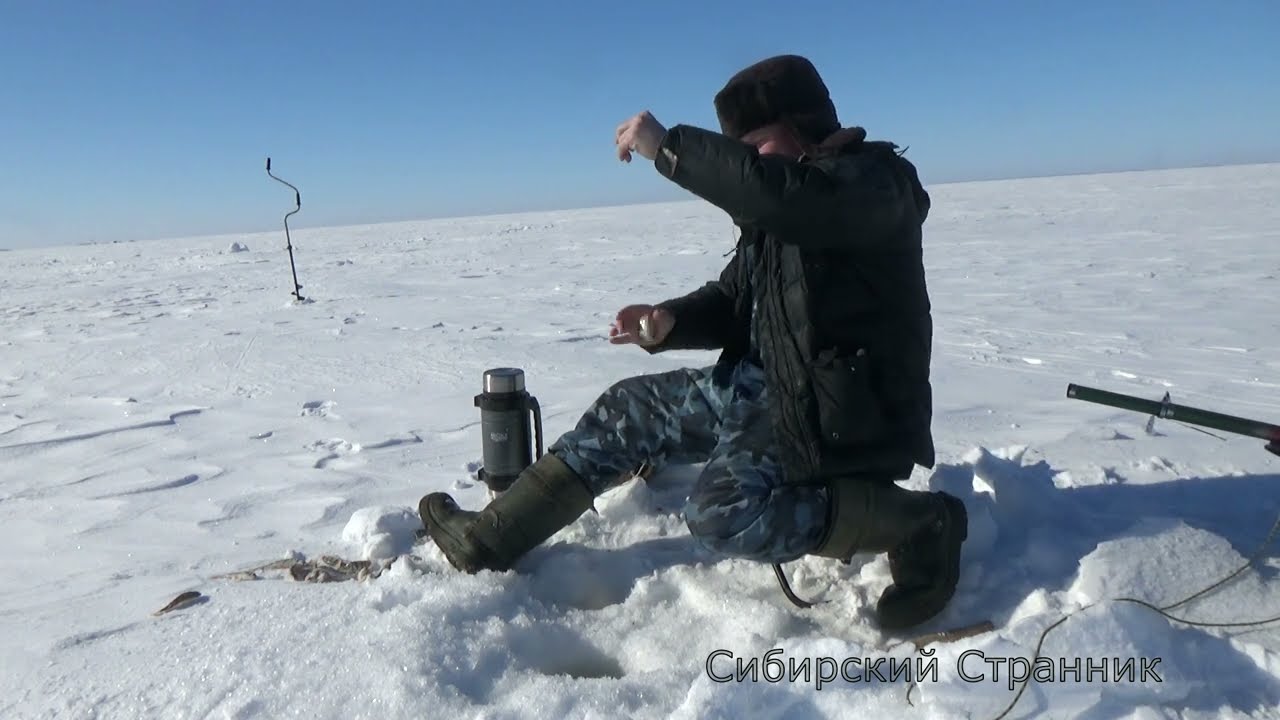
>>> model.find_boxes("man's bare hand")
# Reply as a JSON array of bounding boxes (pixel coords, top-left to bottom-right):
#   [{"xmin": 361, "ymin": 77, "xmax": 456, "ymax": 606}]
[
  {"xmin": 610, "ymin": 304, "xmax": 674, "ymax": 347},
  {"xmin": 616, "ymin": 111, "xmax": 667, "ymax": 163}
]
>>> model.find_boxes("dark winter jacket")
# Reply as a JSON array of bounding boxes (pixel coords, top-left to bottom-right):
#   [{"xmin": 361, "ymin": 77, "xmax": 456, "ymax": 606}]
[{"xmin": 647, "ymin": 124, "xmax": 934, "ymax": 486}]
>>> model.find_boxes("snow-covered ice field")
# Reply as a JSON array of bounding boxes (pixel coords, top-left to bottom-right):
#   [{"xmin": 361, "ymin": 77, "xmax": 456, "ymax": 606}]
[{"xmin": 3, "ymin": 162, "xmax": 1280, "ymax": 719}]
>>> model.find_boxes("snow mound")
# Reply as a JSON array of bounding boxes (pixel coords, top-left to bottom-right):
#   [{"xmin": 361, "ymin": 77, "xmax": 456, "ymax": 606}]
[
  {"xmin": 342, "ymin": 506, "xmax": 422, "ymax": 561},
  {"xmin": 1070, "ymin": 520, "xmax": 1256, "ymax": 607}
]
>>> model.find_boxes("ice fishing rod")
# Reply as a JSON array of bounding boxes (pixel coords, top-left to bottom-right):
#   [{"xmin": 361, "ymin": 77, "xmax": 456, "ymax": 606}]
[
  {"xmin": 265, "ymin": 157, "xmax": 306, "ymax": 302},
  {"xmin": 1066, "ymin": 383, "xmax": 1280, "ymax": 456}
]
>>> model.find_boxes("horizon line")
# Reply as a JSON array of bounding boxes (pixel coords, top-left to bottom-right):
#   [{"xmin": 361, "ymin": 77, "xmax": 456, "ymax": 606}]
[{"xmin": 5, "ymin": 159, "xmax": 1279, "ymax": 252}]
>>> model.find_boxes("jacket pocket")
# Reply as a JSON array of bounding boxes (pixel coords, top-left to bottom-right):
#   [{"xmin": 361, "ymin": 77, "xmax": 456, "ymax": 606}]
[{"xmin": 809, "ymin": 347, "xmax": 887, "ymax": 447}]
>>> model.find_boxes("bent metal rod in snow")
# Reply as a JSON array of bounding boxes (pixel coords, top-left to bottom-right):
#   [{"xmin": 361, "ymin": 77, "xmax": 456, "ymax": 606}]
[{"xmin": 265, "ymin": 157, "xmax": 307, "ymax": 303}]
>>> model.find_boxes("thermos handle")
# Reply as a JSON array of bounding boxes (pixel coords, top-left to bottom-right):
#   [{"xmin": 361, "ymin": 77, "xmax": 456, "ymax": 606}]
[{"xmin": 527, "ymin": 394, "xmax": 544, "ymax": 460}]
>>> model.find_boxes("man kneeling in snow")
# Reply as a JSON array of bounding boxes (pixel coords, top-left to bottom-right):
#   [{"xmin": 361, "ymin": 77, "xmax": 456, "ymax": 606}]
[{"xmin": 420, "ymin": 55, "xmax": 967, "ymax": 630}]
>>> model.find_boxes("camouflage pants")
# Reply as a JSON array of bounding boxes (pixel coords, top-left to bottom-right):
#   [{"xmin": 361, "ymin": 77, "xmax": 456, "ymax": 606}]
[{"xmin": 549, "ymin": 360, "xmax": 831, "ymax": 563}]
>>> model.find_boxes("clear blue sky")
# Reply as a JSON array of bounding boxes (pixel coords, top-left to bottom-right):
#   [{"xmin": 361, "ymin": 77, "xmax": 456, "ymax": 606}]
[{"xmin": 2, "ymin": 0, "xmax": 1278, "ymax": 249}]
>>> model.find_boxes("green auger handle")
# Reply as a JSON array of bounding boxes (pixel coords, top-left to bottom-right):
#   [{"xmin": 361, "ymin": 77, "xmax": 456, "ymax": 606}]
[{"xmin": 1066, "ymin": 384, "xmax": 1280, "ymax": 457}]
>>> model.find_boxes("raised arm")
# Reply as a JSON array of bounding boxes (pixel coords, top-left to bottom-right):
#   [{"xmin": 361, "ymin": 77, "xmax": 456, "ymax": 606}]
[{"xmin": 654, "ymin": 124, "xmax": 918, "ymax": 251}]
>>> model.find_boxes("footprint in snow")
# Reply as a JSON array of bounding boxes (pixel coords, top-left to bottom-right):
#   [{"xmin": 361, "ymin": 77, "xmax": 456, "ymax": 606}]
[
  {"xmin": 308, "ymin": 438, "xmax": 361, "ymax": 454},
  {"xmin": 309, "ymin": 438, "xmax": 362, "ymax": 469},
  {"xmin": 505, "ymin": 624, "xmax": 624, "ymax": 680},
  {"xmin": 300, "ymin": 400, "xmax": 337, "ymax": 418}
]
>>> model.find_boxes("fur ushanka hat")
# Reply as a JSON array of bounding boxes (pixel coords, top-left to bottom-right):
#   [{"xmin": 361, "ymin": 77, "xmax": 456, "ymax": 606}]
[{"xmin": 713, "ymin": 55, "xmax": 840, "ymax": 145}]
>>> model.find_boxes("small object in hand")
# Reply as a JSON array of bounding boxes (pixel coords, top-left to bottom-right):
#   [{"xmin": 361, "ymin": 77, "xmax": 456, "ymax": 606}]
[
  {"xmin": 153, "ymin": 590, "xmax": 205, "ymax": 616},
  {"xmin": 638, "ymin": 315, "xmax": 655, "ymax": 343}
]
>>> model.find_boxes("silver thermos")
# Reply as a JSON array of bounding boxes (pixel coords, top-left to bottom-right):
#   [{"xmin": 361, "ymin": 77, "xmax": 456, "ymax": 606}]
[{"xmin": 474, "ymin": 368, "xmax": 544, "ymax": 493}]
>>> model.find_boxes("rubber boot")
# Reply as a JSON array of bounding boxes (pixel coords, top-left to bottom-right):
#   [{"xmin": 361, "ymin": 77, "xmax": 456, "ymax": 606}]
[
  {"xmin": 419, "ymin": 453, "xmax": 594, "ymax": 573},
  {"xmin": 812, "ymin": 481, "xmax": 967, "ymax": 629}
]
